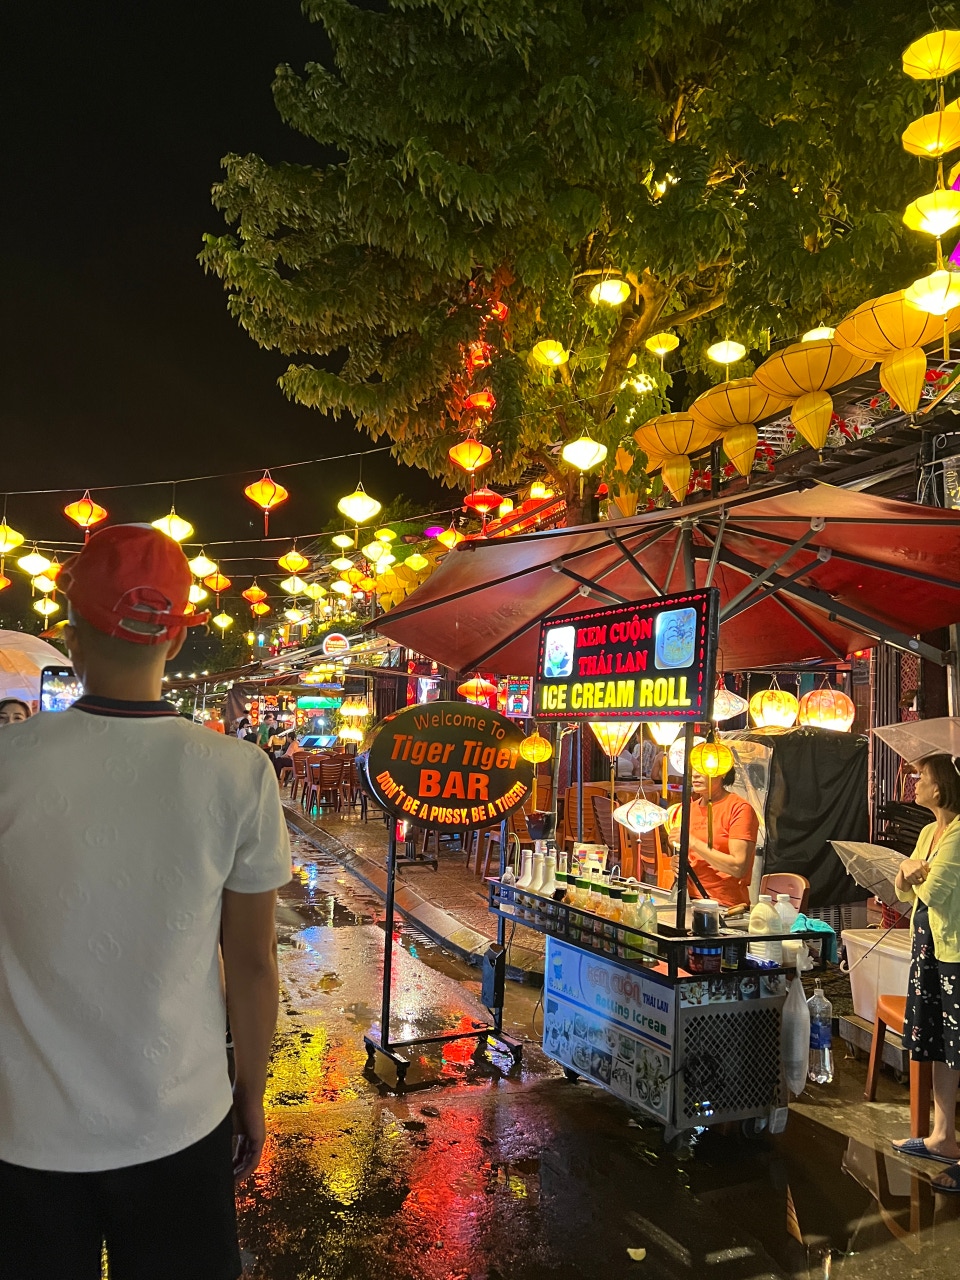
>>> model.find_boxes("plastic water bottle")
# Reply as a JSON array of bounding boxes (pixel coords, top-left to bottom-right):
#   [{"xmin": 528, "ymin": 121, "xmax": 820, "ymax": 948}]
[
  {"xmin": 807, "ymin": 980, "xmax": 834, "ymax": 1084},
  {"xmin": 748, "ymin": 894, "xmax": 782, "ymax": 963}
]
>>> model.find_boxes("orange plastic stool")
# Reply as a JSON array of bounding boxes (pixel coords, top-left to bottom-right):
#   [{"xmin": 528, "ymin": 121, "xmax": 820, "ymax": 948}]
[{"xmin": 864, "ymin": 994, "xmax": 932, "ymax": 1138}]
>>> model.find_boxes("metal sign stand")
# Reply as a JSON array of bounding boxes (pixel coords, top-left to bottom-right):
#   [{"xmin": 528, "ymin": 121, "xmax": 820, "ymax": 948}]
[{"xmin": 364, "ymin": 818, "xmax": 523, "ymax": 1088}]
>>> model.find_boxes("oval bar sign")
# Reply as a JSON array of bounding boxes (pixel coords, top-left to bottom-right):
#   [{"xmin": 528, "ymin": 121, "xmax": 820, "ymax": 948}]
[{"xmin": 364, "ymin": 700, "xmax": 535, "ymax": 832}]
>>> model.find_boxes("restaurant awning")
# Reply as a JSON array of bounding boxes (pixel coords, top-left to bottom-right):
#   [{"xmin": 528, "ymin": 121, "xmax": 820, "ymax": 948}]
[{"xmin": 371, "ymin": 483, "xmax": 960, "ymax": 674}]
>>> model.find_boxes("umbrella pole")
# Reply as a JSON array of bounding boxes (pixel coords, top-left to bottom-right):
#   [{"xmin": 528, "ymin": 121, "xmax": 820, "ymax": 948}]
[{"xmin": 675, "ymin": 723, "xmax": 695, "ymax": 934}]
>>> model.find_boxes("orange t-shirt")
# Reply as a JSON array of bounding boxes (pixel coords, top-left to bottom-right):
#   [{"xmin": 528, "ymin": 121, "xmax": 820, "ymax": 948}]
[{"xmin": 669, "ymin": 791, "xmax": 759, "ymax": 909}]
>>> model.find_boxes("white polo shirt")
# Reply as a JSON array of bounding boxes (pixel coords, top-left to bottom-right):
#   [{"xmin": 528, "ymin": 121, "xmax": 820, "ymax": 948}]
[{"xmin": 0, "ymin": 696, "xmax": 291, "ymax": 1172}]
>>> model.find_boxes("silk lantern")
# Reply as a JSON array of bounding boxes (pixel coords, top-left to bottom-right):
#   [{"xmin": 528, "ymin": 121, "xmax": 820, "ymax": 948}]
[
  {"xmin": 532, "ymin": 340, "xmax": 568, "ymax": 367},
  {"xmin": 278, "ymin": 547, "xmax": 310, "ymax": 574},
  {"xmin": 519, "ymin": 728, "xmax": 553, "ymax": 764},
  {"xmin": 152, "ymin": 508, "xmax": 194, "ymax": 542},
  {"xmin": 660, "ymin": 455, "xmax": 692, "ymax": 503},
  {"xmin": 63, "ymin": 490, "xmax": 107, "ymax": 537},
  {"xmin": 689, "ymin": 739, "xmax": 735, "ymax": 847},
  {"xmin": 749, "ymin": 684, "xmax": 799, "ymax": 729},
  {"xmin": 244, "ymin": 471, "xmax": 288, "ymax": 536},
  {"xmin": 689, "ymin": 378, "xmax": 790, "ymax": 431},
  {"xmin": 797, "ymin": 687, "xmax": 856, "ymax": 732},
  {"xmin": 449, "ymin": 435, "xmax": 493, "ymax": 473},
  {"xmin": 902, "ymin": 106, "xmax": 960, "ymax": 158},
  {"xmin": 903, "ymin": 30, "xmax": 960, "ymax": 79},
  {"xmin": 879, "ymin": 346, "xmax": 927, "ymax": 412},
  {"xmin": 634, "ymin": 412, "xmax": 719, "ymax": 458}
]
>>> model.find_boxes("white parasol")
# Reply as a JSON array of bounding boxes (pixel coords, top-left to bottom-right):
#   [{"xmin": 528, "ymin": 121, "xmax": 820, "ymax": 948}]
[
  {"xmin": 0, "ymin": 630, "xmax": 68, "ymax": 705},
  {"xmin": 830, "ymin": 840, "xmax": 904, "ymax": 908},
  {"xmin": 872, "ymin": 717, "xmax": 960, "ymax": 764}
]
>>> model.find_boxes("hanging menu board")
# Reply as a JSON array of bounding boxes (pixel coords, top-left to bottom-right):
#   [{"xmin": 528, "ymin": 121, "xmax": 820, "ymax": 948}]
[{"xmin": 535, "ymin": 588, "xmax": 719, "ymax": 723}]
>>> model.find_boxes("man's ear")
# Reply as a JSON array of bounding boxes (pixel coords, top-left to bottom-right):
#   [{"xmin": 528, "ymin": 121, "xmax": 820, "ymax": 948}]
[{"xmin": 165, "ymin": 629, "xmax": 188, "ymax": 663}]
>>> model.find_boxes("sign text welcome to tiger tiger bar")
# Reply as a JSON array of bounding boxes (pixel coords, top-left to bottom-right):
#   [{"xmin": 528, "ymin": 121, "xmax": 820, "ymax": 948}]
[
  {"xmin": 363, "ymin": 702, "xmax": 535, "ymax": 832},
  {"xmin": 535, "ymin": 588, "xmax": 719, "ymax": 722}
]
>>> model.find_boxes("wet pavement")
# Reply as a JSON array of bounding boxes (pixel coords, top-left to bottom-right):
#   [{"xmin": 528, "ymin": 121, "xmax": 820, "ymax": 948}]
[{"xmin": 237, "ymin": 833, "xmax": 960, "ymax": 1280}]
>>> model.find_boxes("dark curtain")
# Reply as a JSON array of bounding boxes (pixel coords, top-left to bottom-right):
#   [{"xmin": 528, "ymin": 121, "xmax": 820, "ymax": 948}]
[{"xmin": 748, "ymin": 727, "xmax": 869, "ymax": 908}]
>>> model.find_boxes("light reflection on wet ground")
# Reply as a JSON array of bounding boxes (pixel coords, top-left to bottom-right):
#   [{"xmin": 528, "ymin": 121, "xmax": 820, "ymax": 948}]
[{"xmin": 237, "ymin": 836, "xmax": 960, "ymax": 1279}]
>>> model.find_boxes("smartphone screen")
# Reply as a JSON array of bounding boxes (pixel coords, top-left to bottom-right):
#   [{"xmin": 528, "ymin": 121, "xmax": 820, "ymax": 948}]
[{"xmin": 40, "ymin": 665, "xmax": 83, "ymax": 712}]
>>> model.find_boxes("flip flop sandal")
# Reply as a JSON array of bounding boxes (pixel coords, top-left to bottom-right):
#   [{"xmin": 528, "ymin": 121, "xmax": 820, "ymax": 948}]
[
  {"xmin": 931, "ymin": 1163, "xmax": 960, "ymax": 1194},
  {"xmin": 892, "ymin": 1137, "xmax": 957, "ymax": 1164}
]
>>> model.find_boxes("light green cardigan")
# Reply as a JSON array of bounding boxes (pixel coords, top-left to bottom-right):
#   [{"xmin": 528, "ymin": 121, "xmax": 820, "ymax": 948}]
[{"xmin": 896, "ymin": 817, "xmax": 960, "ymax": 964}]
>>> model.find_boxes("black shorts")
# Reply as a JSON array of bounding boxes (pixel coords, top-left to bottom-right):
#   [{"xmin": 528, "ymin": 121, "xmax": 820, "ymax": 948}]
[{"xmin": 0, "ymin": 1112, "xmax": 240, "ymax": 1280}]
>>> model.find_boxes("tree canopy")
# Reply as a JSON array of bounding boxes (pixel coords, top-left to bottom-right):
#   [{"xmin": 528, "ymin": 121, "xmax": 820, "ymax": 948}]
[{"xmin": 202, "ymin": 0, "xmax": 951, "ymax": 519}]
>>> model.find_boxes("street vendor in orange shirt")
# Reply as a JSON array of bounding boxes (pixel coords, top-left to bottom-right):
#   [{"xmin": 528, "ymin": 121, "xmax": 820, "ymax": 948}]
[{"xmin": 666, "ymin": 767, "xmax": 759, "ymax": 909}]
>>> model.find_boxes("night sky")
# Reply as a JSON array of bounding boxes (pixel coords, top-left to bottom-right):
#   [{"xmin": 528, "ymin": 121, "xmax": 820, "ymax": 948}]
[{"xmin": 1, "ymin": 0, "xmax": 447, "ymax": 615}]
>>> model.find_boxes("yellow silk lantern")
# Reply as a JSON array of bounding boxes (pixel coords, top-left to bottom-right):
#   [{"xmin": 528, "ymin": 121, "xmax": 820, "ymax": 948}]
[
  {"xmin": 645, "ymin": 332, "xmax": 679, "ymax": 360},
  {"xmin": 188, "ymin": 552, "xmax": 217, "ymax": 578},
  {"xmin": 797, "ymin": 687, "xmax": 856, "ymax": 733},
  {"xmin": 532, "ymin": 340, "xmax": 569, "ymax": 367},
  {"xmin": 152, "ymin": 508, "xmax": 194, "ymax": 542},
  {"xmin": 689, "ymin": 378, "xmax": 790, "ymax": 430},
  {"xmin": 18, "ymin": 548, "xmax": 52, "ymax": 577},
  {"xmin": 803, "ymin": 326, "xmax": 836, "ymax": 341},
  {"xmin": 722, "ymin": 425, "xmax": 759, "ymax": 477},
  {"xmin": 905, "ymin": 269, "xmax": 960, "ymax": 315},
  {"xmin": 250, "ymin": 601, "xmax": 271, "ymax": 617},
  {"xmin": 561, "ymin": 433, "xmax": 608, "ymax": 472},
  {"xmin": 33, "ymin": 596, "xmax": 60, "ymax": 617},
  {"xmin": 902, "ymin": 106, "xmax": 960, "ymax": 158},
  {"xmin": 633, "ymin": 412, "xmax": 720, "ymax": 458},
  {"xmin": 706, "ymin": 340, "xmax": 746, "ymax": 365},
  {"xmin": 590, "ymin": 721, "xmax": 640, "ymax": 816},
  {"xmin": 903, "ymin": 30, "xmax": 960, "ymax": 80},
  {"xmin": 790, "ymin": 391, "xmax": 834, "ymax": 452},
  {"xmin": 337, "ymin": 484, "xmax": 382, "ymax": 525},
  {"xmin": 331, "ymin": 533, "xmax": 355, "ymax": 549},
  {"xmin": 749, "ymin": 685, "xmax": 799, "ymax": 729},
  {"xmin": 404, "ymin": 552, "xmax": 430, "ymax": 572},
  {"xmin": 648, "ymin": 721, "xmax": 681, "ymax": 799},
  {"xmin": 689, "ymin": 740, "xmax": 734, "ymax": 778},
  {"xmin": 589, "ymin": 277, "xmax": 631, "ymax": 305},
  {"xmin": 519, "ymin": 728, "xmax": 553, "ymax": 763},
  {"xmin": 278, "ymin": 548, "xmax": 310, "ymax": 574},
  {"xmin": 754, "ymin": 339, "xmax": 873, "ymax": 398},
  {"xmin": 659, "ymin": 455, "xmax": 691, "ymax": 503},
  {"xmin": 212, "ymin": 612, "xmax": 234, "ymax": 631},
  {"xmin": 903, "ymin": 189, "xmax": 960, "ymax": 237},
  {"xmin": 0, "ymin": 523, "xmax": 25, "ymax": 555},
  {"xmin": 835, "ymin": 290, "xmax": 956, "ymax": 357},
  {"xmin": 437, "ymin": 525, "xmax": 465, "ymax": 549},
  {"xmin": 879, "ymin": 346, "xmax": 927, "ymax": 412}
]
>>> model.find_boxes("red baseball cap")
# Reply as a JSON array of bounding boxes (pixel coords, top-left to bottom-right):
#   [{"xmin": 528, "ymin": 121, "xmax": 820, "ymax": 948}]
[{"xmin": 60, "ymin": 524, "xmax": 210, "ymax": 644}]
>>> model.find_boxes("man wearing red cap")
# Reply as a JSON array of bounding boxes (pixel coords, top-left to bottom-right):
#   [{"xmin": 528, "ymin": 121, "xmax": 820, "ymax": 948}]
[{"xmin": 0, "ymin": 525, "xmax": 291, "ymax": 1279}]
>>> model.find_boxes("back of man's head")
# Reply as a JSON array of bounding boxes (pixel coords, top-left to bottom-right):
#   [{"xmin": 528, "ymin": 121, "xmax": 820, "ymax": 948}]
[{"xmin": 60, "ymin": 525, "xmax": 208, "ymax": 677}]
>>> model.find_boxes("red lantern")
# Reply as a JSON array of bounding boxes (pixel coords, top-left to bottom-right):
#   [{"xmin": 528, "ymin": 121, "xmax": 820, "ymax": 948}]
[
  {"xmin": 244, "ymin": 471, "xmax": 288, "ymax": 536},
  {"xmin": 64, "ymin": 490, "xmax": 108, "ymax": 540},
  {"xmin": 463, "ymin": 487, "xmax": 501, "ymax": 516},
  {"xmin": 466, "ymin": 341, "xmax": 492, "ymax": 372},
  {"xmin": 242, "ymin": 581, "xmax": 268, "ymax": 605},
  {"xmin": 457, "ymin": 675, "xmax": 497, "ymax": 704},
  {"xmin": 448, "ymin": 435, "xmax": 493, "ymax": 473},
  {"xmin": 463, "ymin": 389, "xmax": 496, "ymax": 414},
  {"xmin": 488, "ymin": 301, "xmax": 509, "ymax": 323}
]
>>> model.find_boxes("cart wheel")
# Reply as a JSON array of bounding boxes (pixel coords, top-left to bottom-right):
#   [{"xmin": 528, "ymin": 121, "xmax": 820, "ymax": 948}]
[
  {"xmin": 563, "ymin": 1067, "xmax": 580, "ymax": 1083},
  {"xmin": 740, "ymin": 1117, "xmax": 768, "ymax": 1139}
]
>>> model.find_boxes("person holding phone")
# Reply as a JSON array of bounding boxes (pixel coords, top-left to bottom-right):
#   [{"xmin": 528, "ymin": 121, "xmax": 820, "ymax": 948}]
[
  {"xmin": 0, "ymin": 699, "xmax": 30, "ymax": 725},
  {"xmin": 0, "ymin": 525, "xmax": 291, "ymax": 1279}
]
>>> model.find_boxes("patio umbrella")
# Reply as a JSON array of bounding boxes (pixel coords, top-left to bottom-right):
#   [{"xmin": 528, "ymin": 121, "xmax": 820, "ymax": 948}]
[
  {"xmin": 0, "ymin": 630, "xmax": 67, "ymax": 704},
  {"xmin": 872, "ymin": 717, "xmax": 960, "ymax": 763},
  {"xmin": 374, "ymin": 484, "xmax": 960, "ymax": 675},
  {"xmin": 830, "ymin": 840, "xmax": 903, "ymax": 908}
]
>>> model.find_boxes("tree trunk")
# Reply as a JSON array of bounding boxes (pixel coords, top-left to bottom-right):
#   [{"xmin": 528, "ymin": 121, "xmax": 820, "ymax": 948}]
[{"xmin": 562, "ymin": 470, "xmax": 600, "ymax": 527}]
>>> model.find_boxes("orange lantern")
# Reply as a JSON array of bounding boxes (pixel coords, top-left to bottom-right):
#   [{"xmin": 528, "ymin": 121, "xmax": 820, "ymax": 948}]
[
  {"xmin": 488, "ymin": 300, "xmax": 509, "ymax": 322},
  {"xmin": 278, "ymin": 547, "xmax": 310, "ymax": 574},
  {"xmin": 0, "ymin": 573, "xmax": 10, "ymax": 593},
  {"xmin": 244, "ymin": 471, "xmax": 288, "ymax": 536},
  {"xmin": 242, "ymin": 581, "xmax": 268, "ymax": 605},
  {"xmin": 797, "ymin": 687, "xmax": 856, "ymax": 733},
  {"xmin": 250, "ymin": 601, "xmax": 271, "ymax": 617},
  {"xmin": 449, "ymin": 435, "xmax": 493, "ymax": 473},
  {"xmin": 457, "ymin": 675, "xmax": 497, "ymax": 703},
  {"xmin": 466, "ymin": 341, "xmax": 492, "ymax": 371},
  {"xmin": 63, "ymin": 490, "xmax": 108, "ymax": 538},
  {"xmin": 464, "ymin": 389, "xmax": 496, "ymax": 414},
  {"xmin": 203, "ymin": 572, "xmax": 231, "ymax": 593}
]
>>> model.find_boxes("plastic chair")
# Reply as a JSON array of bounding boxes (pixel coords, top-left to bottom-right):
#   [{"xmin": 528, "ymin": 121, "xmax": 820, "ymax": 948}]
[
  {"xmin": 864, "ymin": 994, "xmax": 931, "ymax": 1138},
  {"xmin": 561, "ymin": 783, "xmax": 609, "ymax": 847},
  {"xmin": 759, "ymin": 872, "xmax": 810, "ymax": 914}
]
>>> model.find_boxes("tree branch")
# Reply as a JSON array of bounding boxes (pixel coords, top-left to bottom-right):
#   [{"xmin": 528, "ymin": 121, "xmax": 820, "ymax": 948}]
[{"xmin": 669, "ymin": 292, "xmax": 727, "ymax": 327}]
